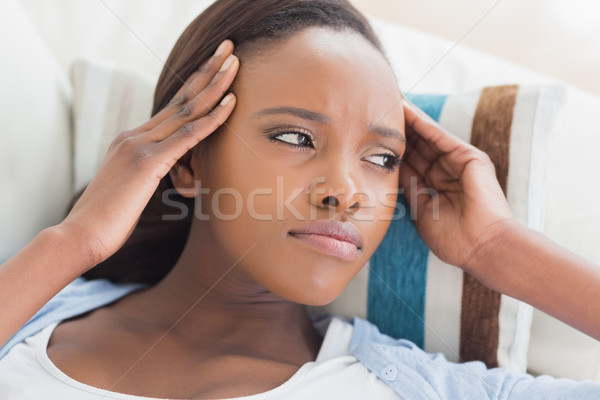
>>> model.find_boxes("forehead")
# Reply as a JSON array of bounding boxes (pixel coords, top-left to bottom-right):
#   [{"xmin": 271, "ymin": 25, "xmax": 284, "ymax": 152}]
[{"xmin": 233, "ymin": 27, "xmax": 404, "ymax": 128}]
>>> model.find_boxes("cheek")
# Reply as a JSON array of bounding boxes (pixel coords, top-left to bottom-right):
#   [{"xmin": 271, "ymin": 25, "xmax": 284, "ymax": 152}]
[
  {"xmin": 362, "ymin": 183, "xmax": 398, "ymax": 256},
  {"xmin": 192, "ymin": 127, "xmax": 292, "ymax": 258},
  {"xmin": 375, "ymin": 184, "xmax": 401, "ymax": 224}
]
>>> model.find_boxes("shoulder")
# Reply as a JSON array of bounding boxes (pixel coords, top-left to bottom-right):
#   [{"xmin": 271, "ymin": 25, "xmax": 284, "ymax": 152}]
[
  {"xmin": 0, "ymin": 277, "xmax": 148, "ymax": 361},
  {"xmin": 45, "ymin": 305, "xmax": 144, "ymax": 387}
]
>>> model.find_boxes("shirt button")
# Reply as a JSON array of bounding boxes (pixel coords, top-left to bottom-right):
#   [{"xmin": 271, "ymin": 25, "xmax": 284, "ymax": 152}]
[{"xmin": 380, "ymin": 364, "xmax": 397, "ymax": 381}]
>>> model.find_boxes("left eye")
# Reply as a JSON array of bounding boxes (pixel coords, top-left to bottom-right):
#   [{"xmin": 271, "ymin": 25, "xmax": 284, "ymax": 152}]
[
  {"xmin": 363, "ymin": 153, "xmax": 401, "ymax": 172},
  {"xmin": 270, "ymin": 131, "xmax": 315, "ymax": 150}
]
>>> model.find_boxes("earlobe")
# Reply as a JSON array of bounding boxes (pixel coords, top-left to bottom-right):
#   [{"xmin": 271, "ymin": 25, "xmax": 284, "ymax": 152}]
[{"xmin": 168, "ymin": 152, "xmax": 198, "ymax": 199}]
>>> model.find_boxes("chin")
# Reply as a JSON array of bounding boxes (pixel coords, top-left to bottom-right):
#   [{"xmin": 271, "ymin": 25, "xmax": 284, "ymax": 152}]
[{"xmin": 272, "ymin": 274, "xmax": 349, "ymax": 307}]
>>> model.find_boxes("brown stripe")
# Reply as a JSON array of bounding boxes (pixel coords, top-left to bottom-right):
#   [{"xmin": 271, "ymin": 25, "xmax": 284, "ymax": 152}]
[{"xmin": 459, "ymin": 85, "xmax": 519, "ymax": 367}]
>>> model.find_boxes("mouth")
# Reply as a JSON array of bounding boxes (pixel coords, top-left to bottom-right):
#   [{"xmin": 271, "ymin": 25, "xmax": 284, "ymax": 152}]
[
  {"xmin": 288, "ymin": 233, "xmax": 360, "ymax": 261},
  {"xmin": 287, "ymin": 220, "xmax": 363, "ymax": 262}
]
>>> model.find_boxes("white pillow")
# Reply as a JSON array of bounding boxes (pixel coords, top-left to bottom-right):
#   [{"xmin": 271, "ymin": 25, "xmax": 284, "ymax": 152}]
[
  {"xmin": 526, "ymin": 87, "xmax": 600, "ymax": 382},
  {"xmin": 0, "ymin": 0, "xmax": 72, "ymax": 262}
]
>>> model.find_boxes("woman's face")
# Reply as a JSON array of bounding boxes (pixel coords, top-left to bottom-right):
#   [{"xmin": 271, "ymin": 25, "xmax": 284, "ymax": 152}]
[{"xmin": 185, "ymin": 27, "xmax": 405, "ymax": 305}]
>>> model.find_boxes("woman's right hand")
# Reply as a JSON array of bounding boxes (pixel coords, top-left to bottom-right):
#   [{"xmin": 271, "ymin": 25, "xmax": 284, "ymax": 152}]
[{"xmin": 60, "ymin": 39, "xmax": 239, "ymax": 270}]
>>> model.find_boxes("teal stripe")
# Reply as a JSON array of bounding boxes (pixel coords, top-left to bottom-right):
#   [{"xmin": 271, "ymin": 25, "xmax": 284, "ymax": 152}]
[
  {"xmin": 367, "ymin": 93, "xmax": 447, "ymax": 347},
  {"xmin": 406, "ymin": 93, "xmax": 447, "ymax": 121}
]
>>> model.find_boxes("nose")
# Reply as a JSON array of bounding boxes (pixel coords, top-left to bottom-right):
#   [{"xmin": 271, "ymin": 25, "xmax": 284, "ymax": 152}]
[{"xmin": 307, "ymin": 173, "xmax": 365, "ymax": 215}]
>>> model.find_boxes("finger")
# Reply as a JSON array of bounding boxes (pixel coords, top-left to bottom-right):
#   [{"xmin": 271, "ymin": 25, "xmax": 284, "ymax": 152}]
[
  {"xmin": 439, "ymin": 143, "xmax": 488, "ymax": 180},
  {"xmin": 403, "ymin": 148, "xmax": 441, "ymax": 186},
  {"xmin": 425, "ymin": 160, "xmax": 462, "ymax": 192},
  {"xmin": 407, "ymin": 127, "xmax": 440, "ymax": 163},
  {"xmin": 398, "ymin": 159, "xmax": 433, "ymax": 217},
  {"xmin": 402, "ymin": 98, "xmax": 466, "ymax": 154},
  {"xmin": 133, "ymin": 39, "xmax": 235, "ymax": 133},
  {"xmin": 404, "ymin": 100, "xmax": 487, "ymax": 179},
  {"xmin": 398, "ymin": 158, "xmax": 420, "ymax": 191},
  {"xmin": 155, "ymin": 93, "xmax": 236, "ymax": 163},
  {"xmin": 145, "ymin": 53, "xmax": 239, "ymax": 142},
  {"xmin": 403, "ymin": 142, "xmax": 430, "ymax": 180}
]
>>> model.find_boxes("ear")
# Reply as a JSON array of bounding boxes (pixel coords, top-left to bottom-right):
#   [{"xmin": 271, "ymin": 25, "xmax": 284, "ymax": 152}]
[{"xmin": 168, "ymin": 149, "xmax": 198, "ymax": 199}]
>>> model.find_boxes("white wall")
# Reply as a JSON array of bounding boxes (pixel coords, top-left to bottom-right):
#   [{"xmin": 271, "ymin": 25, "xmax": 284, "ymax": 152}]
[{"xmin": 351, "ymin": 0, "xmax": 600, "ymax": 96}]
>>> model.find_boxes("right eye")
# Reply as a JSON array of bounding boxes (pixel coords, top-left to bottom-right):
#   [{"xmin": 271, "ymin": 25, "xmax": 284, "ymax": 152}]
[{"xmin": 268, "ymin": 130, "xmax": 315, "ymax": 151}]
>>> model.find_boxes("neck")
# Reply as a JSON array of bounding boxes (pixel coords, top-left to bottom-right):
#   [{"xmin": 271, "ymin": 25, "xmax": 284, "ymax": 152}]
[{"xmin": 110, "ymin": 221, "xmax": 323, "ymax": 365}]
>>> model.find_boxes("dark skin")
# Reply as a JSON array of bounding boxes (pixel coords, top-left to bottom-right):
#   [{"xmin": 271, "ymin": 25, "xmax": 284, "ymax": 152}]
[{"xmin": 47, "ymin": 28, "xmax": 406, "ymax": 399}]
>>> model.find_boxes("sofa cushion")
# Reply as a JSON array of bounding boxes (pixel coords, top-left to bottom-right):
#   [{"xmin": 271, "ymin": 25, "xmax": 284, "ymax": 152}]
[
  {"xmin": 0, "ymin": 0, "xmax": 72, "ymax": 262},
  {"xmin": 69, "ymin": 59, "xmax": 155, "ymax": 193}
]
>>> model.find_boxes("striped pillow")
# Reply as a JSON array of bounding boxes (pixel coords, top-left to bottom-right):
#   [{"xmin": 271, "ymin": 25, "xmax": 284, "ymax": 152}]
[{"xmin": 308, "ymin": 84, "xmax": 566, "ymax": 374}]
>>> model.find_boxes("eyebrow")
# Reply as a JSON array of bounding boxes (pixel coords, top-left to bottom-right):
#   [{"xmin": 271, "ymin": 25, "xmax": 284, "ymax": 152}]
[
  {"xmin": 253, "ymin": 106, "xmax": 331, "ymax": 124},
  {"xmin": 367, "ymin": 124, "xmax": 406, "ymax": 143},
  {"xmin": 253, "ymin": 106, "xmax": 405, "ymax": 142}
]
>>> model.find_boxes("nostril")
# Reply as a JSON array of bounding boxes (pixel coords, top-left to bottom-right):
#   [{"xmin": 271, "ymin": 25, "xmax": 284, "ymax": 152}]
[{"xmin": 322, "ymin": 195, "xmax": 339, "ymax": 207}]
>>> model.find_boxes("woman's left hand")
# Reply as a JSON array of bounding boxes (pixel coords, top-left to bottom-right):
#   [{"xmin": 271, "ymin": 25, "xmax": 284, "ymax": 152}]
[
  {"xmin": 399, "ymin": 99, "xmax": 600, "ymax": 341},
  {"xmin": 398, "ymin": 98, "xmax": 516, "ymax": 271}
]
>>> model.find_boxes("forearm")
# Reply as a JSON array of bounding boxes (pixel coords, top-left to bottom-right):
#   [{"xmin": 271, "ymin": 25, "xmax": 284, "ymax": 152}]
[
  {"xmin": 466, "ymin": 220, "xmax": 600, "ymax": 340},
  {"xmin": 0, "ymin": 225, "xmax": 95, "ymax": 348}
]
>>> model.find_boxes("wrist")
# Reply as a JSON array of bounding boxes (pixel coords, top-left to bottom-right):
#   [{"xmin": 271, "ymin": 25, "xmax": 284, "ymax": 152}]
[
  {"xmin": 461, "ymin": 218, "xmax": 526, "ymax": 283},
  {"xmin": 46, "ymin": 222, "xmax": 103, "ymax": 274}
]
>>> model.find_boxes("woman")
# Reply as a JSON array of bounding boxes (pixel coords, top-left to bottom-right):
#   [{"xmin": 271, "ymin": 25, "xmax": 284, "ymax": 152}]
[{"xmin": 1, "ymin": 0, "xmax": 600, "ymax": 398}]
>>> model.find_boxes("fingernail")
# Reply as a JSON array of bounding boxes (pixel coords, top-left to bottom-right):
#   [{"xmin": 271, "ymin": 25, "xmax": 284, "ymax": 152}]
[
  {"xmin": 220, "ymin": 93, "xmax": 235, "ymax": 105},
  {"xmin": 219, "ymin": 54, "xmax": 236, "ymax": 72},
  {"xmin": 214, "ymin": 40, "xmax": 229, "ymax": 57}
]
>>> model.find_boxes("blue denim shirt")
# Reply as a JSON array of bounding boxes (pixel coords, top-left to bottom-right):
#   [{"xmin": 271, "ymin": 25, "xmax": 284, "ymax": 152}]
[
  {"xmin": 350, "ymin": 317, "xmax": 600, "ymax": 399},
  {"xmin": 2, "ymin": 277, "xmax": 600, "ymax": 399}
]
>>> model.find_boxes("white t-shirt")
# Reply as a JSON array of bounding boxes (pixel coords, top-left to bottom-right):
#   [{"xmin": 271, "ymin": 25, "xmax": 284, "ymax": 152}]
[{"xmin": 0, "ymin": 315, "xmax": 402, "ymax": 399}]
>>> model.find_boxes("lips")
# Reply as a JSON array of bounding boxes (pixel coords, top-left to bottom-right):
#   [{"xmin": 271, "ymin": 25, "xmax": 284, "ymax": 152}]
[{"xmin": 288, "ymin": 220, "xmax": 363, "ymax": 261}]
